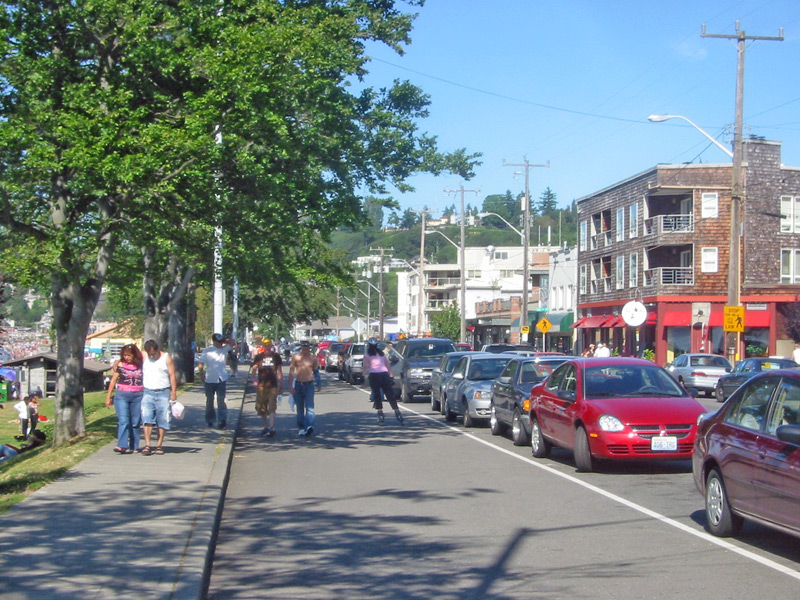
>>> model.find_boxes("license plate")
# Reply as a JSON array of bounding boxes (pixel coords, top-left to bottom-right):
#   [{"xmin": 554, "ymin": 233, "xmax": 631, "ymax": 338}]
[{"xmin": 651, "ymin": 436, "xmax": 678, "ymax": 451}]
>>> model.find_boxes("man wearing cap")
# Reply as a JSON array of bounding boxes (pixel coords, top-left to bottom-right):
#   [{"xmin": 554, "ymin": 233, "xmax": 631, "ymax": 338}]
[
  {"xmin": 288, "ymin": 341, "xmax": 322, "ymax": 436},
  {"xmin": 198, "ymin": 334, "xmax": 234, "ymax": 429}
]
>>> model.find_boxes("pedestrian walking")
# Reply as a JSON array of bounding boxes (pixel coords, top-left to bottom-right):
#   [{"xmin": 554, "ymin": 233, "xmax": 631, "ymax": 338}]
[
  {"xmin": 288, "ymin": 341, "xmax": 321, "ymax": 436},
  {"xmin": 362, "ymin": 338, "xmax": 403, "ymax": 425},
  {"xmin": 198, "ymin": 333, "xmax": 234, "ymax": 429},
  {"xmin": 250, "ymin": 340, "xmax": 284, "ymax": 437},
  {"xmin": 26, "ymin": 392, "xmax": 40, "ymax": 437},
  {"xmin": 140, "ymin": 340, "xmax": 178, "ymax": 456},
  {"xmin": 104, "ymin": 344, "xmax": 145, "ymax": 454},
  {"xmin": 582, "ymin": 343, "xmax": 596, "ymax": 357}
]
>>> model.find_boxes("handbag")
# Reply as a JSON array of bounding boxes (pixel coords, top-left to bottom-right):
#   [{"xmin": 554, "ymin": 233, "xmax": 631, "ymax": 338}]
[{"xmin": 170, "ymin": 400, "xmax": 186, "ymax": 419}]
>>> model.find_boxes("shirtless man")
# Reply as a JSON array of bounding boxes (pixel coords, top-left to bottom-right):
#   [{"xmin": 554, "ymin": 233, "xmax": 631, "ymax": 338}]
[
  {"xmin": 250, "ymin": 340, "xmax": 284, "ymax": 437},
  {"xmin": 288, "ymin": 341, "xmax": 322, "ymax": 436}
]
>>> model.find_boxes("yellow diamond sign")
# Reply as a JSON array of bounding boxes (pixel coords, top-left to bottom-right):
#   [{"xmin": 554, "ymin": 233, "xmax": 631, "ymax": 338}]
[{"xmin": 536, "ymin": 317, "xmax": 552, "ymax": 334}]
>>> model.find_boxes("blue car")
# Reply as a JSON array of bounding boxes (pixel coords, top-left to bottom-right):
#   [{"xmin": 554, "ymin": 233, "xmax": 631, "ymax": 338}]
[
  {"xmin": 442, "ymin": 353, "xmax": 514, "ymax": 427},
  {"xmin": 714, "ymin": 357, "xmax": 798, "ymax": 402}
]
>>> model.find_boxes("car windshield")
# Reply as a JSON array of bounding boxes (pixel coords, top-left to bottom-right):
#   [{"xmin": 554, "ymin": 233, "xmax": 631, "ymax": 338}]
[
  {"xmin": 468, "ymin": 358, "xmax": 511, "ymax": 380},
  {"xmin": 408, "ymin": 342, "xmax": 455, "ymax": 359},
  {"xmin": 351, "ymin": 344, "xmax": 365, "ymax": 355},
  {"xmin": 689, "ymin": 355, "xmax": 730, "ymax": 368},
  {"xmin": 583, "ymin": 365, "xmax": 686, "ymax": 398}
]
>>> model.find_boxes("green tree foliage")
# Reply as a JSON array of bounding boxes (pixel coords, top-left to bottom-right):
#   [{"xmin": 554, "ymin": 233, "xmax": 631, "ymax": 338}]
[
  {"xmin": 430, "ymin": 303, "xmax": 460, "ymax": 341},
  {"xmin": 0, "ymin": 0, "xmax": 479, "ymax": 443},
  {"xmin": 537, "ymin": 187, "xmax": 558, "ymax": 216}
]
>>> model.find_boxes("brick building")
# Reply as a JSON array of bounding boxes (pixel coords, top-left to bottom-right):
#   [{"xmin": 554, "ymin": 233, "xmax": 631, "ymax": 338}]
[{"xmin": 575, "ymin": 138, "xmax": 800, "ymax": 365}]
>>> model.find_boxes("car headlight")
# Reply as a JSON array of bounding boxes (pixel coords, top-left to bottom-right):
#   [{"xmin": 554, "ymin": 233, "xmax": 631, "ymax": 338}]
[
  {"xmin": 409, "ymin": 368, "xmax": 425, "ymax": 377},
  {"xmin": 473, "ymin": 390, "xmax": 487, "ymax": 399},
  {"xmin": 598, "ymin": 415, "xmax": 625, "ymax": 432}
]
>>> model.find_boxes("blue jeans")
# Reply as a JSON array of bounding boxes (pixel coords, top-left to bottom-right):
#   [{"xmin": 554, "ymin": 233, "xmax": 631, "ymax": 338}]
[
  {"xmin": 204, "ymin": 381, "xmax": 228, "ymax": 425},
  {"xmin": 114, "ymin": 390, "xmax": 143, "ymax": 450},
  {"xmin": 142, "ymin": 388, "xmax": 171, "ymax": 430},
  {"xmin": 293, "ymin": 381, "xmax": 316, "ymax": 430}
]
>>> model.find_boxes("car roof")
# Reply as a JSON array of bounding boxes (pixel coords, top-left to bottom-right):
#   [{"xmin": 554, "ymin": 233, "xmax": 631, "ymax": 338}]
[{"xmin": 570, "ymin": 356, "xmax": 662, "ymax": 368}]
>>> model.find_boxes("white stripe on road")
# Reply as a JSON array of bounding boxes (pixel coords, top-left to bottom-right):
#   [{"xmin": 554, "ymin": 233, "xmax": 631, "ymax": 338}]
[{"xmin": 390, "ymin": 397, "xmax": 800, "ymax": 582}]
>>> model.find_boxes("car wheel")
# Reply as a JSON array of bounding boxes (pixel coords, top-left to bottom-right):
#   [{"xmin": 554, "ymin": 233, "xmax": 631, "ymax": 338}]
[
  {"xmin": 463, "ymin": 400, "xmax": 475, "ymax": 427},
  {"xmin": 705, "ymin": 468, "xmax": 743, "ymax": 537},
  {"xmin": 511, "ymin": 408, "xmax": 529, "ymax": 446},
  {"xmin": 530, "ymin": 415, "xmax": 551, "ymax": 458},
  {"xmin": 489, "ymin": 404, "xmax": 505, "ymax": 436},
  {"xmin": 402, "ymin": 380, "xmax": 415, "ymax": 403},
  {"xmin": 715, "ymin": 383, "xmax": 725, "ymax": 403},
  {"xmin": 431, "ymin": 392, "xmax": 440, "ymax": 412},
  {"xmin": 574, "ymin": 425, "xmax": 594, "ymax": 472},
  {"xmin": 444, "ymin": 396, "xmax": 456, "ymax": 422}
]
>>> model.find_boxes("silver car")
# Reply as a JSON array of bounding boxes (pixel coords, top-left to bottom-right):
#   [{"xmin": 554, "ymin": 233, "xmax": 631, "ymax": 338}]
[
  {"xmin": 430, "ymin": 351, "xmax": 473, "ymax": 413},
  {"xmin": 442, "ymin": 353, "xmax": 514, "ymax": 427},
  {"xmin": 664, "ymin": 353, "xmax": 732, "ymax": 397}
]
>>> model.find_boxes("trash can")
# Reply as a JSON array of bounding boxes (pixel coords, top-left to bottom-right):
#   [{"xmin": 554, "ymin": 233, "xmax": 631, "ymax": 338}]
[{"xmin": 0, "ymin": 380, "xmax": 10, "ymax": 403}]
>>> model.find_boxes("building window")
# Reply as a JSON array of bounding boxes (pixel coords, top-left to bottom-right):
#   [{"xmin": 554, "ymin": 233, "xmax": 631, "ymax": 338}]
[
  {"xmin": 781, "ymin": 249, "xmax": 800, "ymax": 283},
  {"xmin": 701, "ymin": 247, "xmax": 718, "ymax": 273},
  {"xmin": 616, "ymin": 208, "xmax": 624, "ymax": 242},
  {"xmin": 701, "ymin": 192, "xmax": 718, "ymax": 219},
  {"xmin": 579, "ymin": 221, "xmax": 587, "ymax": 251},
  {"xmin": 780, "ymin": 196, "xmax": 800, "ymax": 233},
  {"xmin": 467, "ymin": 270, "xmax": 482, "ymax": 279},
  {"xmin": 629, "ymin": 203, "xmax": 638, "ymax": 238},
  {"xmin": 495, "ymin": 252, "xmax": 508, "ymax": 260},
  {"xmin": 616, "ymin": 255, "xmax": 624, "ymax": 289},
  {"xmin": 629, "ymin": 252, "xmax": 638, "ymax": 288},
  {"xmin": 580, "ymin": 264, "xmax": 587, "ymax": 295}
]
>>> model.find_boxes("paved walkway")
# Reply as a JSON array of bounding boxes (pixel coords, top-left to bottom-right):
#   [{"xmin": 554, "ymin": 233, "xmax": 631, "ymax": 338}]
[{"xmin": 0, "ymin": 373, "xmax": 248, "ymax": 600}]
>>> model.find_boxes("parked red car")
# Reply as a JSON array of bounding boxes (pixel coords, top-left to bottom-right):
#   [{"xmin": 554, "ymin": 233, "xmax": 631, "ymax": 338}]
[
  {"xmin": 693, "ymin": 369, "xmax": 800, "ymax": 538},
  {"xmin": 528, "ymin": 357, "xmax": 707, "ymax": 472}
]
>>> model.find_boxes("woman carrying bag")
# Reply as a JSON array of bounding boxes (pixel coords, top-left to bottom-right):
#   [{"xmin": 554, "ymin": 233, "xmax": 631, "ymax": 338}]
[{"xmin": 105, "ymin": 344, "xmax": 145, "ymax": 454}]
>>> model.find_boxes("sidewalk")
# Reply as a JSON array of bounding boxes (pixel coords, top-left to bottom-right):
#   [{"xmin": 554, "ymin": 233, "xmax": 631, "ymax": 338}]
[{"xmin": 0, "ymin": 374, "xmax": 248, "ymax": 600}]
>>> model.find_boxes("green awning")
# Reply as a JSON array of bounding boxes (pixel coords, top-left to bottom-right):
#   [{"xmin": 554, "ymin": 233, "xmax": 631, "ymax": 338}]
[{"xmin": 544, "ymin": 312, "xmax": 575, "ymax": 334}]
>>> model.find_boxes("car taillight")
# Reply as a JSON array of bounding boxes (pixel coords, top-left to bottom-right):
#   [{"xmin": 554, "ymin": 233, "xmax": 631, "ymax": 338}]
[{"xmin": 691, "ymin": 371, "xmax": 707, "ymax": 377}]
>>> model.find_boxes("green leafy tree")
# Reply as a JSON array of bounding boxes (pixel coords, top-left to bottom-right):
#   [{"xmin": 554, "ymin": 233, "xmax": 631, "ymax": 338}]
[
  {"xmin": 0, "ymin": 0, "xmax": 479, "ymax": 444},
  {"xmin": 430, "ymin": 303, "xmax": 460, "ymax": 341},
  {"xmin": 537, "ymin": 187, "xmax": 558, "ymax": 216}
]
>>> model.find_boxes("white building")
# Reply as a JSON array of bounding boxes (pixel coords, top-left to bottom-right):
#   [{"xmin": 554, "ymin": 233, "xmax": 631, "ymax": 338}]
[
  {"xmin": 543, "ymin": 246, "xmax": 578, "ymax": 353},
  {"xmin": 396, "ymin": 245, "xmax": 561, "ymax": 337}
]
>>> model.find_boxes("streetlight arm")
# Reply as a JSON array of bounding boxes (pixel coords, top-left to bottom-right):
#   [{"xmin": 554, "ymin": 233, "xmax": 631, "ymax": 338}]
[
  {"xmin": 424, "ymin": 229, "xmax": 460, "ymax": 250},
  {"xmin": 477, "ymin": 212, "xmax": 524, "ymax": 240},
  {"xmin": 647, "ymin": 114, "xmax": 733, "ymax": 158}
]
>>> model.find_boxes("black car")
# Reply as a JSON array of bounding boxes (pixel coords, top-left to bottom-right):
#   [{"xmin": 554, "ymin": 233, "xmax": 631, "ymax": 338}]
[
  {"xmin": 490, "ymin": 356, "xmax": 569, "ymax": 445},
  {"xmin": 390, "ymin": 338, "xmax": 456, "ymax": 402},
  {"xmin": 714, "ymin": 357, "xmax": 798, "ymax": 402}
]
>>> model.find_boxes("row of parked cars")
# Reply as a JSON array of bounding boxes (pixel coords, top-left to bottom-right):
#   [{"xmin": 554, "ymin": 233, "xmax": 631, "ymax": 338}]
[{"xmin": 338, "ymin": 340, "xmax": 800, "ymax": 544}]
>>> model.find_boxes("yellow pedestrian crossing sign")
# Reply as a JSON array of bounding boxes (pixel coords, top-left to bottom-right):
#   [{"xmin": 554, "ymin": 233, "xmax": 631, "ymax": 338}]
[
  {"xmin": 724, "ymin": 306, "xmax": 744, "ymax": 333},
  {"xmin": 536, "ymin": 317, "xmax": 552, "ymax": 334}
]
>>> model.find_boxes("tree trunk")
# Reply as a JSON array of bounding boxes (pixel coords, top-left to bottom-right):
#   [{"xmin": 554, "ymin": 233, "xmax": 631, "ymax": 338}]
[{"xmin": 169, "ymin": 292, "xmax": 195, "ymax": 384}]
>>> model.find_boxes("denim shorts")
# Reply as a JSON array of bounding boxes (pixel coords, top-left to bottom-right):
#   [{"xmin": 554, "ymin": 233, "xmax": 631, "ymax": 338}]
[{"xmin": 142, "ymin": 388, "xmax": 171, "ymax": 430}]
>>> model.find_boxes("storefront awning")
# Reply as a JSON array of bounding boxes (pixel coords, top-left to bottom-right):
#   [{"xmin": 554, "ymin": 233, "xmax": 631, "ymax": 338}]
[
  {"xmin": 569, "ymin": 317, "xmax": 586, "ymax": 329},
  {"xmin": 541, "ymin": 312, "xmax": 575, "ymax": 334},
  {"xmin": 575, "ymin": 315, "xmax": 613, "ymax": 329},
  {"xmin": 646, "ymin": 312, "xmax": 657, "ymax": 326},
  {"xmin": 663, "ymin": 312, "xmax": 691, "ymax": 327}
]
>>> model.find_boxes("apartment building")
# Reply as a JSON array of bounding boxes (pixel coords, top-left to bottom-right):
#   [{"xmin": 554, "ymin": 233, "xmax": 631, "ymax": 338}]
[{"xmin": 576, "ymin": 138, "xmax": 800, "ymax": 365}]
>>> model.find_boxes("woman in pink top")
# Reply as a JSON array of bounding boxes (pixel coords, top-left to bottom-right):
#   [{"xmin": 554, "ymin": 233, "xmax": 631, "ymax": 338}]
[
  {"xmin": 105, "ymin": 344, "xmax": 145, "ymax": 454},
  {"xmin": 363, "ymin": 338, "xmax": 403, "ymax": 425}
]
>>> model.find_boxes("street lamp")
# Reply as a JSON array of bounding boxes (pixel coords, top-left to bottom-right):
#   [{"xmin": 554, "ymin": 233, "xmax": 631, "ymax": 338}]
[
  {"xmin": 358, "ymin": 279, "xmax": 383, "ymax": 338},
  {"xmin": 649, "ymin": 112, "xmax": 740, "ymax": 363},
  {"xmin": 647, "ymin": 115, "xmax": 733, "ymax": 158},
  {"xmin": 424, "ymin": 229, "xmax": 466, "ymax": 343},
  {"xmin": 477, "ymin": 212, "xmax": 524, "ymax": 242}
]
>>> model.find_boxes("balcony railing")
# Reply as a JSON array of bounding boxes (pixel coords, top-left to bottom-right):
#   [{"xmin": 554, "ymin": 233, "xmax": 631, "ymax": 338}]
[
  {"xmin": 644, "ymin": 214, "xmax": 694, "ymax": 236},
  {"xmin": 644, "ymin": 267, "xmax": 694, "ymax": 286},
  {"xmin": 426, "ymin": 277, "xmax": 461, "ymax": 287}
]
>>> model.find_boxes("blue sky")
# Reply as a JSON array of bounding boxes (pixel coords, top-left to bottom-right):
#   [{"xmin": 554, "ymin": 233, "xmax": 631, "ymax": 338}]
[{"xmin": 363, "ymin": 0, "xmax": 800, "ymax": 216}]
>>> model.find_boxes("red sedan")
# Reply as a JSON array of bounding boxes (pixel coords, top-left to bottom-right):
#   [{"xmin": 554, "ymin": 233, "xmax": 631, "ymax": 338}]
[{"xmin": 528, "ymin": 357, "xmax": 707, "ymax": 472}]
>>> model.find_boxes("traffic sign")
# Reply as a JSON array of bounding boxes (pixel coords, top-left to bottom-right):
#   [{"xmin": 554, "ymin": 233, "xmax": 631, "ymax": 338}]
[
  {"xmin": 536, "ymin": 318, "xmax": 552, "ymax": 334},
  {"xmin": 724, "ymin": 306, "xmax": 745, "ymax": 332},
  {"xmin": 521, "ymin": 325, "xmax": 530, "ymax": 334}
]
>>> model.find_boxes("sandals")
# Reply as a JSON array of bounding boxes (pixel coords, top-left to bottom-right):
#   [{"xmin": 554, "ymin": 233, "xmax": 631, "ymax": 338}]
[
  {"xmin": 141, "ymin": 446, "xmax": 153, "ymax": 456},
  {"xmin": 113, "ymin": 447, "xmax": 127, "ymax": 454},
  {"xmin": 154, "ymin": 447, "xmax": 164, "ymax": 455}
]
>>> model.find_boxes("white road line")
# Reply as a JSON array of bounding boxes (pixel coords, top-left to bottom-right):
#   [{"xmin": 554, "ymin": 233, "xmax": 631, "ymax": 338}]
[{"xmin": 393, "ymin": 400, "xmax": 800, "ymax": 582}]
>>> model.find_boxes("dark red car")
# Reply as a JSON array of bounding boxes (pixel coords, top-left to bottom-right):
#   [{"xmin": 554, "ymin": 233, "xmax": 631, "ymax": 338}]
[
  {"xmin": 693, "ymin": 369, "xmax": 800, "ymax": 538},
  {"xmin": 528, "ymin": 357, "xmax": 706, "ymax": 472}
]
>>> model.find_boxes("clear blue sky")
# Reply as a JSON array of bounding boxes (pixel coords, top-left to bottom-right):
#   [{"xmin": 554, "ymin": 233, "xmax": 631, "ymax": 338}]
[{"xmin": 363, "ymin": 0, "xmax": 800, "ymax": 217}]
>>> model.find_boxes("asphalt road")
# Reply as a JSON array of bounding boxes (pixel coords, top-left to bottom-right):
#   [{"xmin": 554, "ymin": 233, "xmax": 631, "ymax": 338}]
[{"xmin": 207, "ymin": 375, "xmax": 800, "ymax": 599}]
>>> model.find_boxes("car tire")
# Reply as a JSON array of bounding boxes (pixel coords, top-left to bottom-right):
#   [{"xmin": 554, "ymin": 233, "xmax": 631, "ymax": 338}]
[
  {"xmin": 574, "ymin": 425, "xmax": 594, "ymax": 472},
  {"xmin": 511, "ymin": 408, "xmax": 529, "ymax": 446},
  {"xmin": 402, "ymin": 380, "xmax": 414, "ymax": 403},
  {"xmin": 444, "ymin": 396, "xmax": 456, "ymax": 422},
  {"xmin": 431, "ymin": 393, "xmax": 440, "ymax": 412},
  {"xmin": 530, "ymin": 415, "xmax": 551, "ymax": 458},
  {"xmin": 489, "ymin": 404, "xmax": 505, "ymax": 436},
  {"xmin": 715, "ymin": 383, "xmax": 725, "ymax": 403},
  {"xmin": 463, "ymin": 400, "xmax": 475, "ymax": 428},
  {"xmin": 705, "ymin": 468, "xmax": 743, "ymax": 537}
]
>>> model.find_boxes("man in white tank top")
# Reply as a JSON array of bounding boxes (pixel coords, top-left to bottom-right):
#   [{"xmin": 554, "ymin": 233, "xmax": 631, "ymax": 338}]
[{"xmin": 142, "ymin": 340, "xmax": 178, "ymax": 455}]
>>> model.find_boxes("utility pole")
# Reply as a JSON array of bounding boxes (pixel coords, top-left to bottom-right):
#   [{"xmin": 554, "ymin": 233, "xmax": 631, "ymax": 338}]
[
  {"xmin": 410, "ymin": 209, "xmax": 432, "ymax": 337},
  {"xmin": 444, "ymin": 186, "xmax": 479, "ymax": 344},
  {"xmin": 369, "ymin": 247, "xmax": 393, "ymax": 340},
  {"xmin": 503, "ymin": 157, "xmax": 549, "ymax": 344},
  {"xmin": 702, "ymin": 22, "xmax": 783, "ymax": 364}
]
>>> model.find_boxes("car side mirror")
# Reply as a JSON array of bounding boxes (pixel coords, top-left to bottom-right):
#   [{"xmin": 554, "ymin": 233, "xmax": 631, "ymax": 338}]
[
  {"xmin": 452, "ymin": 372, "xmax": 464, "ymax": 380},
  {"xmin": 498, "ymin": 376, "xmax": 511, "ymax": 384},
  {"xmin": 557, "ymin": 390, "xmax": 576, "ymax": 403},
  {"xmin": 776, "ymin": 425, "xmax": 800, "ymax": 446},
  {"xmin": 664, "ymin": 362, "xmax": 672, "ymax": 368},
  {"xmin": 686, "ymin": 387, "xmax": 700, "ymax": 398},
  {"xmin": 725, "ymin": 367, "xmax": 731, "ymax": 373},
  {"xmin": 389, "ymin": 355, "xmax": 399, "ymax": 364}
]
